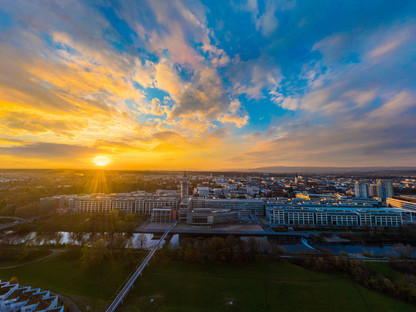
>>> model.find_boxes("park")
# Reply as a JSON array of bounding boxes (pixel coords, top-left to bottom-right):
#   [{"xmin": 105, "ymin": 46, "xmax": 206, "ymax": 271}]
[{"xmin": 1, "ymin": 247, "xmax": 416, "ymax": 312}]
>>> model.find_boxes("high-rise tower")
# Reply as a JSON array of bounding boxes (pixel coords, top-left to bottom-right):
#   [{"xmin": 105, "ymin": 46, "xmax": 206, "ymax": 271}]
[
  {"xmin": 181, "ymin": 171, "xmax": 189, "ymax": 199},
  {"xmin": 368, "ymin": 184, "xmax": 378, "ymax": 197},
  {"xmin": 377, "ymin": 179, "xmax": 393, "ymax": 200},
  {"xmin": 354, "ymin": 182, "xmax": 369, "ymax": 198}
]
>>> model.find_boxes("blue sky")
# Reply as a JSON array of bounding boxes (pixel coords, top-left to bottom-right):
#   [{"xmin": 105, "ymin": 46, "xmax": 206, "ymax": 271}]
[{"xmin": 0, "ymin": 0, "xmax": 415, "ymax": 169}]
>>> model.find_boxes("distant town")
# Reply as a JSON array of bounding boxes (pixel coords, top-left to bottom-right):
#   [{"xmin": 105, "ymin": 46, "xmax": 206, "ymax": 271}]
[
  {"xmin": 2, "ymin": 169, "xmax": 416, "ymax": 311},
  {"xmin": 38, "ymin": 172, "xmax": 416, "ymax": 230}
]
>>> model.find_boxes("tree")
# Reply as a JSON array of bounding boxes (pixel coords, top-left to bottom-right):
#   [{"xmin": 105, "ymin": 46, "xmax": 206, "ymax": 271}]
[
  {"xmin": 115, "ymin": 220, "xmax": 127, "ymax": 232},
  {"xmin": 210, "ymin": 237, "xmax": 226, "ymax": 250},
  {"xmin": 270, "ymin": 244, "xmax": 286, "ymax": 258},
  {"xmin": 15, "ymin": 202, "xmax": 40, "ymax": 218},
  {"xmin": 10, "ymin": 276, "xmax": 18, "ymax": 284},
  {"xmin": 394, "ymin": 243, "xmax": 414, "ymax": 260},
  {"xmin": 225, "ymin": 235, "xmax": 237, "ymax": 250},
  {"xmin": 247, "ymin": 237, "xmax": 259, "ymax": 253},
  {"xmin": 52, "ymin": 232, "xmax": 63, "ymax": 245},
  {"xmin": 257, "ymin": 238, "xmax": 270, "ymax": 254},
  {"xmin": 107, "ymin": 232, "xmax": 129, "ymax": 249},
  {"xmin": 136, "ymin": 234, "xmax": 148, "ymax": 249},
  {"xmin": 124, "ymin": 213, "xmax": 137, "ymax": 222},
  {"xmin": 183, "ymin": 243, "xmax": 194, "ymax": 262},
  {"xmin": 79, "ymin": 239, "xmax": 108, "ymax": 268}
]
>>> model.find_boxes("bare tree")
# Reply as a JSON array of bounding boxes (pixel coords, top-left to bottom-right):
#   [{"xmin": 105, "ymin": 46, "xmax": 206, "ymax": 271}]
[
  {"xmin": 136, "ymin": 234, "xmax": 148, "ymax": 249},
  {"xmin": 394, "ymin": 243, "xmax": 414, "ymax": 260}
]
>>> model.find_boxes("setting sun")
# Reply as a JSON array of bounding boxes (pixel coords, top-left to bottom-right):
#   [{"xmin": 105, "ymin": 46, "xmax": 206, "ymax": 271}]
[{"xmin": 93, "ymin": 155, "xmax": 111, "ymax": 167}]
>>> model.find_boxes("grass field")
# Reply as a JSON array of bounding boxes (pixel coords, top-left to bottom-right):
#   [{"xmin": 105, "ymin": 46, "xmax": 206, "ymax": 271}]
[
  {"xmin": 0, "ymin": 251, "xmax": 139, "ymax": 311},
  {"xmin": 0, "ymin": 252, "xmax": 415, "ymax": 312},
  {"xmin": 0, "ymin": 249, "xmax": 52, "ymax": 267},
  {"xmin": 366, "ymin": 261, "xmax": 403, "ymax": 281},
  {"xmin": 119, "ymin": 260, "xmax": 416, "ymax": 312}
]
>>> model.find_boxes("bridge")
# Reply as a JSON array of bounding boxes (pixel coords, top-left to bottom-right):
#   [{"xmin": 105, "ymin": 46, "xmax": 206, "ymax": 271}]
[{"xmin": 106, "ymin": 220, "xmax": 178, "ymax": 312}]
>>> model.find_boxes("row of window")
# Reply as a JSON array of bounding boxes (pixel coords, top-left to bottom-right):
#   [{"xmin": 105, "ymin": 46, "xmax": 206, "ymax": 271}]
[{"xmin": 270, "ymin": 210, "xmax": 402, "ymax": 226}]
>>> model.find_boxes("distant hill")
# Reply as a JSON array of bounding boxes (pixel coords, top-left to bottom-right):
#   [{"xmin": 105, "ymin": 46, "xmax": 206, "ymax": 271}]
[{"xmin": 246, "ymin": 166, "xmax": 416, "ymax": 175}]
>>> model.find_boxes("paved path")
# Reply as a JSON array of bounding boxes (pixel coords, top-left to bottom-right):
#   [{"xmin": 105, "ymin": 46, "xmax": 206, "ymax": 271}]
[{"xmin": 0, "ymin": 249, "xmax": 65, "ymax": 269}]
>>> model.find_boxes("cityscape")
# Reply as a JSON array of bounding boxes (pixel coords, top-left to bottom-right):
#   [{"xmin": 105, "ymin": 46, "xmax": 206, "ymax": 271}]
[
  {"xmin": 1, "ymin": 0, "xmax": 416, "ymax": 311},
  {"xmin": 0, "ymin": 169, "xmax": 415, "ymax": 311}
]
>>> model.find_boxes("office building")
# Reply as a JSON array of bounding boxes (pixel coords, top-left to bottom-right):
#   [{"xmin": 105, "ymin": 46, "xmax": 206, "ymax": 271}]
[
  {"xmin": 377, "ymin": 179, "xmax": 394, "ymax": 200},
  {"xmin": 354, "ymin": 182, "xmax": 368, "ymax": 198},
  {"xmin": 151, "ymin": 208, "xmax": 174, "ymax": 223},
  {"xmin": 368, "ymin": 184, "xmax": 378, "ymax": 197},
  {"xmin": 186, "ymin": 209, "xmax": 239, "ymax": 228},
  {"xmin": 267, "ymin": 204, "xmax": 403, "ymax": 227},
  {"xmin": 181, "ymin": 172, "xmax": 189, "ymax": 199},
  {"xmin": 191, "ymin": 198, "xmax": 264, "ymax": 216}
]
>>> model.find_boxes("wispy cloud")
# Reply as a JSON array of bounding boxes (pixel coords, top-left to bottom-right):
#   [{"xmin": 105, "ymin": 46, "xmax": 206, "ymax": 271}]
[{"xmin": 0, "ymin": 0, "xmax": 415, "ymax": 168}]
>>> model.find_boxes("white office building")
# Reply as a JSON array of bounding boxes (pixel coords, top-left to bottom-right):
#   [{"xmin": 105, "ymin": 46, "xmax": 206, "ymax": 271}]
[
  {"xmin": 354, "ymin": 182, "xmax": 369, "ymax": 198},
  {"xmin": 266, "ymin": 204, "xmax": 403, "ymax": 227}
]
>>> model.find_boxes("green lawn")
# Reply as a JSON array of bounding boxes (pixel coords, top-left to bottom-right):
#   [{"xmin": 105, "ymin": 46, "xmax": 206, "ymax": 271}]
[
  {"xmin": 1, "ymin": 253, "xmax": 414, "ymax": 312},
  {"xmin": 0, "ymin": 249, "xmax": 52, "ymax": 267},
  {"xmin": 366, "ymin": 261, "xmax": 403, "ymax": 281},
  {"xmin": 0, "ymin": 251, "xmax": 140, "ymax": 311},
  {"xmin": 119, "ymin": 261, "xmax": 416, "ymax": 312}
]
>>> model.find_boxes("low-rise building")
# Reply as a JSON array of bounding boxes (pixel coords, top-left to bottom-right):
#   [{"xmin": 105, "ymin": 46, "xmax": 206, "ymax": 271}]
[
  {"xmin": 151, "ymin": 208, "xmax": 174, "ymax": 223},
  {"xmin": 0, "ymin": 281, "xmax": 64, "ymax": 312},
  {"xmin": 185, "ymin": 209, "xmax": 239, "ymax": 228}
]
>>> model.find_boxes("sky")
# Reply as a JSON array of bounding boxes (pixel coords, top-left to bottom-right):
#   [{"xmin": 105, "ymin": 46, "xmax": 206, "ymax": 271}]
[{"xmin": 0, "ymin": 0, "xmax": 415, "ymax": 170}]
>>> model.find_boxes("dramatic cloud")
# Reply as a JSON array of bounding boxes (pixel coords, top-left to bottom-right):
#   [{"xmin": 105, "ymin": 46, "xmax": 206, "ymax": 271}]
[
  {"xmin": 0, "ymin": 0, "xmax": 415, "ymax": 169},
  {"xmin": 0, "ymin": 142, "xmax": 102, "ymax": 159}
]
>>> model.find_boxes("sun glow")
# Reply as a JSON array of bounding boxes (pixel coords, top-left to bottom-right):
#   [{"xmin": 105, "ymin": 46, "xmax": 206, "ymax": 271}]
[{"xmin": 93, "ymin": 155, "xmax": 111, "ymax": 167}]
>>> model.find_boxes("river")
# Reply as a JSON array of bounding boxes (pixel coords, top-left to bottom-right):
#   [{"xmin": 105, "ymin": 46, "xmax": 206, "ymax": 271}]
[{"xmin": 0, "ymin": 231, "xmax": 413, "ymax": 258}]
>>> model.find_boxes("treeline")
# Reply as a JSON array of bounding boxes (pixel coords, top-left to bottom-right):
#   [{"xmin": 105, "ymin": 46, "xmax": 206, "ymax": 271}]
[
  {"xmin": 0, "ymin": 183, "xmax": 57, "ymax": 217},
  {"xmin": 58, "ymin": 233, "xmax": 148, "ymax": 269},
  {"xmin": 337, "ymin": 226, "xmax": 416, "ymax": 244},
  {"xmin": 391, "ymin": 260, "xmax": 416, "ymax": 276},
  {"xmin": 291, "ymin": 254, "xmax": 416, "ymax": 305},
  {"xmin": 2, "ymin": 230, "xmax": 149, "ymax": 269},
  {"xmin": 0, "ymin": 198, "xmax": 49, "ymax": 219},
  {"xmin": 156, "ymin": 235, "xmax": 286, "ymax": 264}
]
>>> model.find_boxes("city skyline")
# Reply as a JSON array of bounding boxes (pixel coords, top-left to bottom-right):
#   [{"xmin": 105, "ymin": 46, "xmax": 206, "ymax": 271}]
[{"xmin": 0, "ymin": 1, "xmax": 415, "ymax": 170}]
